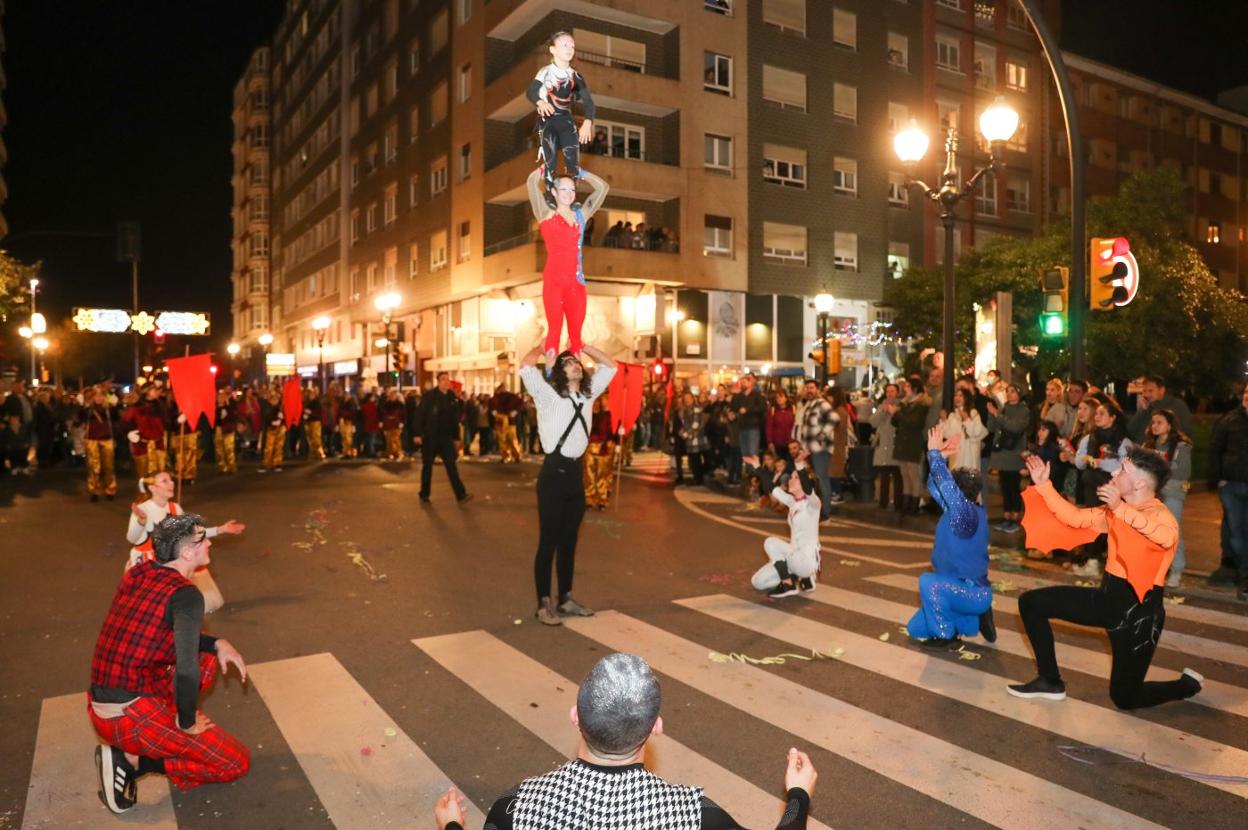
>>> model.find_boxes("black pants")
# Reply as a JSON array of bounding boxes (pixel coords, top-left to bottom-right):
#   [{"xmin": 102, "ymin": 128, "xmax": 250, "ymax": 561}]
[
  {"xmin": 999, "ymin": 470, "xmax": 1023, "ymax": 512},
  {"xmin": 420, "ymin": 438, "xmax": 466, "ymax": 500},
  {"xmin": 534, "ymin": 452, "xmax": 586, "ymax": 604},
  {"xmin": 1018, "ymin": 574, "xmax": 1192, "ymax": 709},
  {"xmin": 875, "ymin": 465, "xmax": 902, "ymax": 508},
  {"xmin": 538, "ymin": 114, "xmax": 580, "ymax": 191},
  {"xmin": 687, "ymin": 450, "xmax": 706, "ymax": 484}
]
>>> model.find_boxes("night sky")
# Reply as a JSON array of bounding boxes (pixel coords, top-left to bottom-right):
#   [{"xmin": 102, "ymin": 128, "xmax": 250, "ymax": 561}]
[{"xmin": 2, "ymin": 1, "xmax": 1245, "ymax": 366}]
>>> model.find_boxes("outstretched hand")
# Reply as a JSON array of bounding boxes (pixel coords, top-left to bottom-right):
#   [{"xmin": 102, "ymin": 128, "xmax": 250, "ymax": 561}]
[
  {"xmin": 1023, "ymin": 454, "xmax": 1050, "ymax": 485},
  {"xmin": 577, "ymin": 119, "xmax": 594, "ymax": 145},
  {"xmin": 218, "ymin": 520, "xmax": 246, "ymax": 535},
  {"xmin": 783, "ymin": 747, "xmax": 817, "ymax": 795},
  {"xmin": 434, "ymin": 787, "xmax": 467, "ymax": 830}
]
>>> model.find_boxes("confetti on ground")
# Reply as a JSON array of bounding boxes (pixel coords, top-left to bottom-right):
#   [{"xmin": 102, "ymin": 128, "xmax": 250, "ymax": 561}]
[
  {"xmin": 956, "ymin": 645, "xmax": 983, "ymax": 661},
  {"xmin": 878, "ymin": 632, "xmax": 890, "ymax": 642},
  {"xmin": 708, "ymin": 648, "xmax": 837, "ymax": 666},
  {"xmin": 1164, "ymin": 595, "xmax": 1186, "ymax": 605},
  {"xmin": 383, "ymin": 728, "xmax": 397, "ymax": 738},
  {"xmin": 360, "ymin": 746, "xmax": 373, "ymax": 757},
  {"xmin": 991, "ymin": 580, "xmax": 1019, "ymax": 594},
  {"xmin": 343, "ymin": 543, "xmax": 387, "ymax": 583},
  {"xmin": 837, "ymin": 559, "xmax": 861, "ymax": 567},
  {"xmin": 699, "ymin": 573, "xmax": 736, "ymax": 587},
  {"xmin": 896, "ymin": 626, "xmax": 909, "ymax": 635},
  {"xmin": 291, "ymin": 541, "xmax": 313, "ymax": 551},
  {"xmin": 513, "ymin": 619, "xmax": 523, "ymax": 625},
  {"xmin": 995, "ymin": 560, "xmax": 1026, "ymax": 573}
]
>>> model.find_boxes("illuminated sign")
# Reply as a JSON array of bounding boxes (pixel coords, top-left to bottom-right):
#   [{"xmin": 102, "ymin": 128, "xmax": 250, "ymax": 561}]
[
  {"xmin": 297, "ymin": 365, "xmax": 319, "ymax": 377},
  {"xmin": 332, "ymin": 360, "xmax": 359, "ymax": 375},
  {"xmin": 72, "ymin": 308, "xmax": 212, "ymax": 335},
  {"xmin": 266, "ymin": 353, "xmax": 296, "ymax": 376}
]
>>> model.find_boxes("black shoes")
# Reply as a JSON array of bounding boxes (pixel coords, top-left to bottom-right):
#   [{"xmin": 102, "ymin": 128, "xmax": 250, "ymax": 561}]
[
  {"xmin": 457, "ymin": 493, "xmax": 474, "ymax": 504},
  {"xmin": 797, "ymin": 577, "xmax": 816, "ymax": 594},
  {"xmin": 768, "ymin": 579, "xmax": 801, "ymax": 599},
  {"xmin": 1006, "ymin": 676, "xmax": 1067, "ymax": 701},
  {"xmin": 96, "ymin": 745, "xmax": 136, "ymax": 814},
  {"xmin": 1180, "ymin": 668, "xmax": 1204, "ymax": 698},
  {"xmin": 979, "ymin": 607, "xmax": 998, "ymax": 643}
]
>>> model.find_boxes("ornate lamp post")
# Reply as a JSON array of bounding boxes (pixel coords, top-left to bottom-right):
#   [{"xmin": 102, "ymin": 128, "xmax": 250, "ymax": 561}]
[
  {"xmin": 312, "ymin": 316, "xmax": 331, "ymax": 393},
  {"xmin": 893, "ymin": 97, "xmax": 1018, "ymax": 408},
  {"xmin": 374, "ymin": 292, "xmax": 401, "ymax": 387},
  {"xmin": 814, "ymin": 292, "xmax": 834, "ymax": 386}
]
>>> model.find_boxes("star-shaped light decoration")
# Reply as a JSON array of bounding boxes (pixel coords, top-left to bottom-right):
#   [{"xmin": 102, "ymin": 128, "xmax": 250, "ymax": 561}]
[
  {"xmin": 73, "ymin": 308, "xmax": 96, "ymax": 331},
  {"xmin": 188, "ymin": 313, "xmax": 210, "ymax": 335},
  {"xmin": 130, "ymin": 311, "xmax": 157, "ymax": 336}
]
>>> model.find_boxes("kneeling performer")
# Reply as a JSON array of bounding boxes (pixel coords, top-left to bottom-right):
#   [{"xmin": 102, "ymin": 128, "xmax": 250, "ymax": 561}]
[{"xmin": 752, "ymin": 454, "xmax": 821, "ymax": 598}]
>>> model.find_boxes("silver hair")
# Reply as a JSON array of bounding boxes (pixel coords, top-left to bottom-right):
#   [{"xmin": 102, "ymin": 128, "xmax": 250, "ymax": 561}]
[
  {"xmin": 152, "ymin": 513, "xmax": 207, "ymax": 564},
  {"xmin": 576, "ymin": 653, "xmax": 661, "ymax": 756}
]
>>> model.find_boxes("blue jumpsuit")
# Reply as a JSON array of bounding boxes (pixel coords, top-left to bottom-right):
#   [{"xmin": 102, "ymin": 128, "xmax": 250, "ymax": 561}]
[{"xmin": 906, "ymin": 449, "xmax": 993, "ymax": 640}]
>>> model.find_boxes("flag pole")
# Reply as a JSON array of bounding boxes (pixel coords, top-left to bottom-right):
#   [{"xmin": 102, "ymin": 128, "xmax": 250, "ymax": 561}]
[
  {"xmin": 176, "ymin": 345, "xmax": 189, "ymax": 504},
  {"xmin": 613, "ymin": 425, "xmax": 624, "ymax": 510}
]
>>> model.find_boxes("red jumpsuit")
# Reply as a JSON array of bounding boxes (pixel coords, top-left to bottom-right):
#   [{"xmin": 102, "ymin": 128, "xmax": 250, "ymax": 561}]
[{"xmin": 541, "ymin": 210, "xmax": 587, "ymax": 355}]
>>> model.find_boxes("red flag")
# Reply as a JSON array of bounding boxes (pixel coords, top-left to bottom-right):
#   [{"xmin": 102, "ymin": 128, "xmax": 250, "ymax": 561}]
[
  {"xmin": 165, "ymin": 354, "xmax": 217, "ymax": 429},
  {"xmin": 623, "ymin": 364, "xmax": 644, "ymax": 433},
  {"xmin": 283, "ymin": 378, "xmax": 304, "ymax": 427},
  {"xmin": 609, "ymin": 366, "xmax": 627, "ymax": 435}
]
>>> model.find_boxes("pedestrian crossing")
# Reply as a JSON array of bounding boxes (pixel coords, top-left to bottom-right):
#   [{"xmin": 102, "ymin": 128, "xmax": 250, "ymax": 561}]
[{"xmin": 20, "ymin": 578, "xmax": 1248, "ymax": 829}]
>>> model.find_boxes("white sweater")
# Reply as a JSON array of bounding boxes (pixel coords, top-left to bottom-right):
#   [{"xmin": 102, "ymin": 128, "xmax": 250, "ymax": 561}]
[{"xmin": 771, "ymin": 487, "xmax": 822, "ymax": 556}]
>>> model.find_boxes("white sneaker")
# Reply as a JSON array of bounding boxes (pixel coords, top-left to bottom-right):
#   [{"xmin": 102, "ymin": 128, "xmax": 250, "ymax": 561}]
[
  {"xmin": 1165, "ymin": 573, "xmax": 1182, "ymax": 589},
  {"xmin": 1072, "ymin": 559, "xmax": 1101, "ymax": 578}
]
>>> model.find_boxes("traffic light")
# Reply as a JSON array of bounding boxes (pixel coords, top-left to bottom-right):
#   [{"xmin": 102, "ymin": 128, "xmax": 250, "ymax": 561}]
[
  {"xmin": 808, "ymin": 338, "xmax": 842, "ymax": 374},
  {"xmin": 1039, "ymin": 266, "xmax": 1068, "ymax": 337},
  {"xmin": 1090, "ymin": 237, "xmax": 1132, "ymax": 311},
  {"xmin": 153, "ymin": 328, "xmax": 166, "ymax": 345},
  {"xmin": 652, "ymin": 359, "xmax": 665, "ymax": 379}
]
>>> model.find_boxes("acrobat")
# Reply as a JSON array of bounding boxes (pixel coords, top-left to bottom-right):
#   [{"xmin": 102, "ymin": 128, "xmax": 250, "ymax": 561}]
[{"xmin": 527, "ymin": 30, "xmax": 596, "ymax": 208}]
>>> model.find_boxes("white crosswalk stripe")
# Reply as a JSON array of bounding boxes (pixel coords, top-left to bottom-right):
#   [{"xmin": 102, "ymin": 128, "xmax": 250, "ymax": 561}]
[{"xmin": 22, "ymin": 583, "xmax": 1248, "ymax": 828}]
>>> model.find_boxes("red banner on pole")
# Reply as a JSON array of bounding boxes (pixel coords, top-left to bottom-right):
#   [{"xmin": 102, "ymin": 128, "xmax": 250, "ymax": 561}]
[
  {"xmin": 165, "ymin": 354, "xmax": 217, "ymax": 429},
  {"xmin": 608, "ymin": 362, "xmax": 646, "ymax": 435},
  {"xmin": 283, "ymin": 378, "xmax": 304, "ymax": 427}
]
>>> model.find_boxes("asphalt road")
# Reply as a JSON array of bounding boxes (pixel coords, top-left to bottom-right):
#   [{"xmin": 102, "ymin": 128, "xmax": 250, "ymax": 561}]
[{"xmin": 2, "ymin": 453, "xmax": 1247, "ymax": 829}]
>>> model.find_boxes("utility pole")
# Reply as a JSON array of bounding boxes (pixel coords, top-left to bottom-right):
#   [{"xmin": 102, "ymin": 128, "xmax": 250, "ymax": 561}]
[{"xmin": 117, "ymin": 222, "xmax": 142, "ymax": 381}]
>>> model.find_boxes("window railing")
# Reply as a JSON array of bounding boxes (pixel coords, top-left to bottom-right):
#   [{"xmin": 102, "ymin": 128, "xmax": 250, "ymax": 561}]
[
  {"xmin": 574, "ymin": 49, "xmax": 646, "ymax": 75},
  {"xmin": 484, "ymin": 230, "xmax": 681, "ymax": 257},
  {"xmin": 705, "ymin": 0, "xmax": 732, "ymax": 15}
]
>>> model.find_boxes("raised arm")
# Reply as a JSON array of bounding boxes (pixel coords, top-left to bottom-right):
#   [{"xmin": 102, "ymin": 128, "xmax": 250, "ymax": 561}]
[
  {"xmin": 526, "ymin": 168, "xmax": 553, "ymax": 223},
  {"xmin": 520, "ymin": 342, "xmax": 546, "ymax": 369},
  {"xmin": 579, "ymin": 169, "xmax": 610, "ymax": 221},
  {"xmin": 581, "ymin": 342, "xmax": 616, "ymax": 369}
]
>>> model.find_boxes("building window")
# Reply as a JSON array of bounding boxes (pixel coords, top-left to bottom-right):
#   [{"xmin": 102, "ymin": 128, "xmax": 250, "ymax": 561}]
[
  {"xmin": 1006, "ymin": 175, "xmax": 1031, "ymax": 212},
  {"xmin": 385, "ymin": 122, "xmax": 398, "ymax": 163},
  {"xmin": 974, "ymin": 44, "xmax": 995, "ymax": 90},
  {"xmin": 366, "ymin": 203, "xmax": 378, "ymax": 232},
  {"xmin": 409, "ymin": 174, "xmax": 419, "ymax": 208},
  {"xmin": 365, "ymin": 142, "xmax": 379, "ymax": 174},
  {"xmin": 832, "ymin": 157, "xmax": 858, "ymax": 195},
  {"xmin": 704, "ymin": 215, "xmax": 733, "ymax": 257},
  {"xmin": 430, "ymin": 230, "xmax": 448, "ymax": 270},
  {"xmin": 888, "ymin": 102, "xmax": 910, "ymax": 134},
  {"xmin": 409, "ymin": 107, "xmax": 420, "ymax": 143},
  {"xmin": 763, "ymin": 144, "xmax": 807, "ymax": 188},
  {"xmin": 458, "ymin": 64, "xmax": 472, "ymax": 103},
  {"xmin": 409, "ymin": 39, "xmax": 421, "ymax": 75},
  {"xmin": 367, "ymin": 263, "xmax": 379, "ymax": 290},
  {"xmin": 430, "ymin": 81, "xmax": 448, "ymax": 126},
  {"xmin": 365, "ymin": 83, "xmax": 379, "ymax": 119},
  {"xmin": 595, "ymin": 120, "xmax": 644, "ymax": 160},
  {"xmin": 351, "ymin": 209, "xmax": 361, "ymax": 244},
  {"xmin": 762, "ymin": 222, "xmax": 807, "ymax": 264},
  {"xmin": 936, "ymin": 0, "xmax": 961, "ymax": 9},
  {"xmin": 1006, "ymin": 120, "xmax": 1027, "ymax": 151},
  {"xmin": 456, "ymin": 0, "xmax": 472, "ymax": 26},
  {"xmin": 762, "ymin": 65, "xmax": 806, "ymax": 111},
  {"xmin": 936, "ymin": 35, "xmax": 961, "ymax": 72},
  {"xmin": 938, "ymin": 99, "xmax": 960, "ymax": 131},
  {"xmin": 430, "ymin": 8, "xmax": 449, "ymax": 54},
  {"xmin": 351, "ymin": 44, "xmax": 361, "ymax": 78},
  {"xmin": 431, "ymin": 155, "xmax": 448, "ymax": 195},
  {"xmin": 459, "ymin": 143, "xmax": 472, "ymax": 181},
  {"xmin": 1007, "ymin": 1, "xmax": 1028, "ymax": 30},
  {"xmin": 384, "ymin": 247, "xmax": 397, "ymax": 285},
  {"xmin": 1006, "ymin": 59, "xmax": 1028, "ymax": 91},
  {"xmin": 351, "ymin": 156, "xmax": 361, "ymax": 189},
  {"xmin": 1207, "ymin": 221, "xmax": 1222, "ymax": 244},
  {"xmin": 887, "ymin": 242, "xmax": 910, "ymax": 278},
  {"xmin": 385, "ymin": 59, "xmax": 399, "ymax": 101},
  {"xmin": 704, "ymin": 134, "xmax": 732, "ymax": 174},
  {"xmin": 704, "ymin": 52, "xmax": 732, "ymax": 95},
  {"xmin": 888, "ymin": 172, "xmax": 910, "ymax": 205},
  {"xmin": 457, "ymin": 221, "xmax": 471, "ymax": 261},
  {"xmin": 572, "ymin": 29, "xmax": 647, "ymax": 73},
  {"xmin": 975, "ymin": 175, "xmax": 997, "ymax": 216},
  {"xmin": 762, "ymin": 0, "xmax": 805, "ymax": 34},
  {"xmin": 705, "ymin": 0, "xmax": 733, "ymax": 15},
  {"xmin": 349, "ymin": 266, "xmax": 360, "ymax": 299},
  {"xmin": 409, "ymin": 244, "xmax": 420, "ymax": 278},
  {"xmin": 384, "ymin": 183, "xmax": 398, "ymax": 225},
  {"xmin": 887, "ymin": 32, "xmax": 908, "ymax": 70},
  {"xmin": 832, "ymin": 8, "xmax": 856, "ymax": 49},
  {"xmin": 833, "ymin": 232, "xmax": 858, "ymax": 271},
  {"xmin": 833, "ymin": 83, "xmax": 857, "ymax": 122}
]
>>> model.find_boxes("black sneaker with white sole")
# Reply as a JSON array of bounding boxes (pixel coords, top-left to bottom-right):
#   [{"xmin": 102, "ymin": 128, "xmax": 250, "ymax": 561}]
[
  {"xmin": 768, "ymin": 580, "xmax": 801, "ymax": 599},
  {"xmin": 797, "ymin": 577, "xmax": 816, "ymax": 594},
  {"xmin": 1006, "ymin": 676, "xmax": 1067, "ymax": 701},
  {"xmin": 96, "ymin": 744, "xmax": 136, "ymax": 814},
  {"xmin": 1181, "ymin": 667, "xmax": 1204, "ymax": 698}
]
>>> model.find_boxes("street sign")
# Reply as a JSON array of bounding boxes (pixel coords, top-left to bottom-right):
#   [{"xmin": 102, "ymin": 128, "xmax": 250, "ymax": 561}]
[{"xmin": 266, "ymin": 353, "xmax": 296, "ymax": 376}]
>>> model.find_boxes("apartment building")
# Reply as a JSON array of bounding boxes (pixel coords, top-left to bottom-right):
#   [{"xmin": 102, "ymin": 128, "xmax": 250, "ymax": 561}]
[
  {"xmin": 1047, "ymin": 53, "xmax": 1248, "ymax": 294},
  {"xmin": 239, "ymin": 0, "xmax": 1051, "ymax": 392},
  {"xmin": 229, "ymin": 47, "xmax": 274, "ymax": 366},
  {"xmin": 0, "ymin": 2, "xmax": 8, "ymax": 240}
]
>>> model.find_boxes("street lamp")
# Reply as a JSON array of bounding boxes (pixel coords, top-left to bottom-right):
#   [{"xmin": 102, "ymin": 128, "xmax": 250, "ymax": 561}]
[
  {"xmin": 26, "ymin": 277, "xmax": 41, "ymax": 384},
  {"xmin": 226, "ymin": 342, "xmax": 241, "ymax": 387},
  {"xmin": 893, "ymin": 100, "xmax": 1017, "ymax": 409},
  {"xmin": 312, "ymin": 316, "xmax": 331, "ymax": 393},
  {"xmin": 258, "ymin": 332, "xmax": 274, "ymax": 382},
  {"xmin": 374, "ymin": 292, "xmax": 401, "ymax": 388},
  {"xmin": 814, "ymin": 292, "xmax": 834, "ymax": 386}
]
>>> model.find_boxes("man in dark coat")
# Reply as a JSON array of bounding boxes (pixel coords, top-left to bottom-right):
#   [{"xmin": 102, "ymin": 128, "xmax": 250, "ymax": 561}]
[{"xmin": 415, "ymin": 372, "xmax": 471, "ymax": 503}]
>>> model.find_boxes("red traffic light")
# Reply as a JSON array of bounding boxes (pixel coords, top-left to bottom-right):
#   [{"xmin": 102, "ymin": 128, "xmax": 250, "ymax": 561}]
[
  {"xmin": 652, "ymin": 360, "xmax": 665, "ymax": 377},
  {"xmin": 154, "ymin": 328, "xmax": 166, "ymax": 344}
]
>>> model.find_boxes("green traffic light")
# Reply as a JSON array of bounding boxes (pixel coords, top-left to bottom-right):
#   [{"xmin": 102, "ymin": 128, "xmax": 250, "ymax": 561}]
[{"xmin": 1040, "ymin": 313, "xmax": 1066, "ymax": 337}]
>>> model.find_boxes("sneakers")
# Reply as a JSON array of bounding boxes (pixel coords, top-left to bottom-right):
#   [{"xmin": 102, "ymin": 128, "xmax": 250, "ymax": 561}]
[
  {"xmin": 457, "ymin": 493, "xmax": 474, "ymax": 504},
  {"xmin": 1165, "ymin": 572, "xmax": 1182, "ymax": 590},
  {"xmin": 1006, "ymin": 676, "xmax": 1067, "ymax": 701},
  {"xmin": 557, "ymin": 596, "xmax": 595, "ymax": 617},
  {"xmin": 1072, "ymin": 559, "xmax": 1102, "ymax": 578},
  {"xmin": 768, "ymin": 580, "xmax": 801, "ymax": 599},
  {"xmin": 536, "ymin": 598, "xmax": 563, "ymax": 626},
  {"xmin": 979, "ymin": 606, "xmax": 998, "ymax": 643},
  {"xmin": 96, "ymin": 745, "xmax": 136, "ymax": 814},
  {"xmin": 1181, "ymin": 667, "xmax": 1204, "ymax": 698},
  {"xmin": 797, "ymin": 577, "xmax": 816, "ymax": 594}
]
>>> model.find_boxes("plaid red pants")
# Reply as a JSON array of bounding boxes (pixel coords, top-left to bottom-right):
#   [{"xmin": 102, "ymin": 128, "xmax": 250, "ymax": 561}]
[{"xmin": 87, "ymin": 652, "xmax": 249, "ymax": 790}]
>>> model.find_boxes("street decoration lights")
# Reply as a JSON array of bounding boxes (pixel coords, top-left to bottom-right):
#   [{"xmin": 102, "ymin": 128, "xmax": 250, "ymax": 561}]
[
  {"xmin": 892, "ymin": 98, "xmax": 1018, "ymax": 408},
  {"xmin": 312, "ymin": 316, "xmax": 331, "ymax": 393},
  {"xmin": 813, "ymin": 293, "xmax": 834, "ymax": 386},
  {"xmin": 374, "ymin": 292, "xmax": 402, "ymax": 387}
]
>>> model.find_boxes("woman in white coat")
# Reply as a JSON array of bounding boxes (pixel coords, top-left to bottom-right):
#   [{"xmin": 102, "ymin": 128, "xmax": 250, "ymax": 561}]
[{"xmin": 942, "ymin": 387, "xmax": 989, "ymax": 472}]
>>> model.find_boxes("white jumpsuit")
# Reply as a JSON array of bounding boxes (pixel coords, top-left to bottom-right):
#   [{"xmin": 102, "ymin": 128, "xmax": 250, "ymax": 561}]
[{"xmin": 752, "ymin": 487, "xmax": 822, "ymax": 591}]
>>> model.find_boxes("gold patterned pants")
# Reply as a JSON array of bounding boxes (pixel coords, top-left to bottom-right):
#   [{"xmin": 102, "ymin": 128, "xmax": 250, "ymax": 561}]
[
  {"xmin": 262, "ymin": 426, "xmax": 286, "ymax": 469},
  {"xmin": 383, "ymin": 428, "xmax": 404, "ymax": 460},
  {"xmin": 620, "ymin": 429, "xmax": 634, "ymax": 466},
  {"xmin": 338, "ymin": 419, "xmax": 357, "ymax": 457},
  {"xmin": 583, "ymin": 442, "xmax": 615, "ymax": 508},
  {"xmin": 134, "ymin": 440, "xmax": 164, "ymax": 485},
  {"xmin": 214, "ymin": 428, "xmax": 237, "ymax": 473},
  {"xmin": 172, "ymin": 432, "xmax": 200, "ymax": 481},
  {"xmin": 307, "ymin": 421, "xmax": 326, "ymax": 460},
  {"xmin": 86, "ymin": 439, "xmax": 117, "ymax": 496},
  {"xmin": 495, "ymin": 416, "xmax": 523, "ymax": 462}
]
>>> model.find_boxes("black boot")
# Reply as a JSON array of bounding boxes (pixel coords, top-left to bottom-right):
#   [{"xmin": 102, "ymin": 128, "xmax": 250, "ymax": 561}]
[{"xmin": 979, "ymin": 606, "xmax": 998, "ymax": 643}]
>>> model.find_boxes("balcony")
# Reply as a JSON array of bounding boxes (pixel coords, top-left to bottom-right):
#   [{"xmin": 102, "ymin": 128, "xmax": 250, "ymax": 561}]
[
  {"xmin": 482, "ymin": 237, "xmax": 683, "ymax": 288},
  {"xmin": 485, "ymin": 150, "xmax": 681, "ymax": 204},
  {"xmin": 487, "ymin": 0, "xmax": 677, "ymax": 42},
  {"xmin": 485, "ymin": 47, "xmax": 680, "ymax": 123}
]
